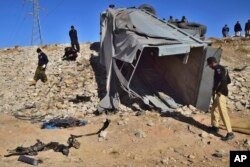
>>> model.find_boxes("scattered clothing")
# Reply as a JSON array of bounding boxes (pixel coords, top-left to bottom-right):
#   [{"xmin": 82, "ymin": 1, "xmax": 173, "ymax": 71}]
[
  {"xmin": 5, "ymin": 135, "xmax": 82, "ymax": 157},
  {"xmin": 41, "ymin": 117, "xmax": 88, "ymax": 129}
]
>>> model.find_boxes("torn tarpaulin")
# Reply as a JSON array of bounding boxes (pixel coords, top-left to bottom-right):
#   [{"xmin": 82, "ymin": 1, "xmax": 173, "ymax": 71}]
[{"xmin": 41, "ymin": 117, "xmax": 88, "ymax": 129}]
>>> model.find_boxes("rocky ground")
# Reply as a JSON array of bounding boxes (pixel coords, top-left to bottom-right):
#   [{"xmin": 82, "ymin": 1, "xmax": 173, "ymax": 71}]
[{"xmin": 0, "ymin": 38, "xmax": 249, "ymax": 167}]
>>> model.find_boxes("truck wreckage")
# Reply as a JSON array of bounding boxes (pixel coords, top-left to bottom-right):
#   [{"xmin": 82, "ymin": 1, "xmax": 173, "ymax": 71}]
[{"xmin": 97, "ymin": 5, "xmax": 221, "ymax": 113}]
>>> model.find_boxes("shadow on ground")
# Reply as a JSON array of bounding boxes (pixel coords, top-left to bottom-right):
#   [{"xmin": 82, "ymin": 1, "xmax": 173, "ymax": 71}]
[{"xmin": 161, "ymin": 111, "xmax": 224, "ymax": 138}]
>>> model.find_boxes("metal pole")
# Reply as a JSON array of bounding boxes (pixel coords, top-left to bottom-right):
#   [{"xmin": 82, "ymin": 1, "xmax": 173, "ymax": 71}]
[{"xmin": 31, "ymin": 0, "xmax": 43, "ymax": 45}]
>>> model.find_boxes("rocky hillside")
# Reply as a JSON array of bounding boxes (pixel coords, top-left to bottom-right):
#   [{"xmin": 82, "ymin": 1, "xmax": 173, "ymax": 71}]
[
  {"xmin": 0, "ymin": 39, "xmax": 249, "ymax": 167},
  {"xmin": 211, "ymin": 37, "xmax": 250, "ymax": 112},
  {"xmin": 0, "ymin": 43, "xmax": 103, "ymax": 118},
  {"xmin": 0, "ymin": 38, "xmax": 249, "ymax": 117}
]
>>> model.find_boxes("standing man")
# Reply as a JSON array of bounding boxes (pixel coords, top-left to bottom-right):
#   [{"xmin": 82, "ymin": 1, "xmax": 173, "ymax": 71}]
[
  {"xmin": 222, "ymin": 24, "xmax": 229, "ymax": 37},
  {"xmin": 234, "ymin": 21, "xmax": 242, "ymax": 37},
  {"xmin": 245, "ymin": 20, "xmax": 250, "ymax": 37},
  {"xmin": 30, "ymin": 48, "xmax": 49, "ymax": 86},
  {"xmin": 69, "ymin": 25, "xmax": 80, "ymax": 52},
  {"xmin": 207, "ymin": 57, "xmax": 234, "ymax": 141},
  {"xmin": 168, "ymin": 16, "xmax": 174, "ymax": 23},
  {"xmin": 181, "ymin": 16, "xmax": 188, "ymax": 23}
]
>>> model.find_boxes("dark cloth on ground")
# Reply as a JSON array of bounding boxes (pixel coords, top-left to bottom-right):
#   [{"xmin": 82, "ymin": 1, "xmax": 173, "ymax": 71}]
[
  {"xmin": 4, "ymin": 135, "xmax": 82, "ymax": 157},
  {"xmin": 41, "ymin": 117, "xmax": 88, "ymax": 129}
]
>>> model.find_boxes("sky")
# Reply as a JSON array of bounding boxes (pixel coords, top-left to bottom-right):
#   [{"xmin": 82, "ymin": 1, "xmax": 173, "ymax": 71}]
[{"xmin": 0, "ymin": 0, "xmax": 249, "ymax": 48}]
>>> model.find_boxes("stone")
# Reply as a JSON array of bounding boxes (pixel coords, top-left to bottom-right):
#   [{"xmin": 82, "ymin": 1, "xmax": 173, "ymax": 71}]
[
  {"xmin": 117, "ymin": 120, "xmax": 125, "ymax": 126},
  {"xmin": 181, "ymin": 106, "xmax": 192, "ymax": 116},
  {"xmin": 134, "ymin": 130, "xmax": 146, "ymax": 138},
  {"xmin": 76, "ymin": 65, "xmax": 85, "ymax": 71},
  {"xmin": 188, "ymin": 154, "xmax": 195, "ymax": 159},
  {"xmin": 235, "ymin": 101, "xmax": 245, "ymax": 111},
  {"xmin": 182, "ymin": 110, "xmax": 192, "ymax": 116},
  {"xmin": 200, "ymin": 131, "xmax": 209, "ymax": 138},
  {"xmin": 99, "ymin": 130, "xmax": 108, "ymax": 139},
  {"xmin": 146, "ymin": 121, "xmax": 155, "ymax": 127},
  {"xmin": 212, "ymin": 150, "xmax": 225, "ymax": 158},
  {"xmin": 176, "ymin": 107, "xmax": 183, "ymax": 113},
  {"xmin": 160, "ymin": 158, "xmax": 169, "ymax": 165},
  {"xmin": 98, "ymin": 137, "xmax": 104, "ymax": 142},
  {"xmin": 188, "ymin": 105, "xmax": 196, "ymax": 111},
  {"xmin": 240, "ymin": 87, "xmax": 248, "ymax": 93},
  {"xmin": 132, "ymin": 103, "xmax": 142, "ymax": 111},
  {"xmin": 244, "ymin": 139, "xmax": 250, "ymax": 146},
  {"xmin": 12, "ymin": 104, "xmax": 25, "ymax": 112},
  {"xmin": 55, "ymin": 102, "xmax": 64, "ymax": 109},
  {"xmin": 240, "ymin": 100, "xmax": 248, "ymax": 105}
]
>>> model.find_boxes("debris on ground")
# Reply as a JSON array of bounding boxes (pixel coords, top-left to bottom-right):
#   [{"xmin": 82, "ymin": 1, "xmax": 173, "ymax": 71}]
[
  {"xmin": 41, "ymin": 117, "xmax": 88, "ymax": 129},
  {"xmin": 18, "ymin": 155, "xmax": 43, "ymax": 166},
  {"xmin": 5, "ymin": 134, "xmax": 82, "ymax": 157}
]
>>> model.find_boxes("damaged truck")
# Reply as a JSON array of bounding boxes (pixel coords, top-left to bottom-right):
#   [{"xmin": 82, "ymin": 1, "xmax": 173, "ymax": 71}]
[{"xmin": 97, "ymin": 5, "xmax": 222, "ymax": 113}]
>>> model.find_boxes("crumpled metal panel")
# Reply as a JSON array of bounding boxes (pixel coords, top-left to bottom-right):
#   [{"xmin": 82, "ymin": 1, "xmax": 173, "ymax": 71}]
[{"xmin": 195, "ymin": 47, "xmax": 222, "ymax": 111}]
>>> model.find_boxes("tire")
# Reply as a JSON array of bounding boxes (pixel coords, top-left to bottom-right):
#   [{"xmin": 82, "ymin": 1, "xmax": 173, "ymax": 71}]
[
  {"xmin": 178, "ymin": 22, "xmax": 207, "ymax": 37},
  {"xmin": 138, "ymin": 4, "xmax": 156, "ymax": 15}
]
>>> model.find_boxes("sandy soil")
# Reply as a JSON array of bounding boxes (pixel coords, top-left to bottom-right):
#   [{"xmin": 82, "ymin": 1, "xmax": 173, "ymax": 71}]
[{"xmin": 0, "ymin": 111, "xmax": 249, "ymax": 167}]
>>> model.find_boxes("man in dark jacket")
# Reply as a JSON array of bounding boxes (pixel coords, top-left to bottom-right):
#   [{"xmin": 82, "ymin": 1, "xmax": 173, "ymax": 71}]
[
  {"xmin": 181, "ymin": 16, "xmax": 188, "ymax": 23},
  {"xmin": 207, "ymin": 57, "xmax": 234, "ymax": 141},
  {"xmin": 62, "ymin": 47, "xmax": 78, "ymax": 61},
  {"xmin": 69, "ymin": 25, "xmax": 80, "ymax": 52},
  {"xmin": 234, "ymin": 21, "xmax": 242, "ymax": 37},
  {"xmin": 222, "ymin": 24, "xmax": 229, "ymax": 37},
  {"xmin": 245, "ymin": 20, "xmax": 250, "ymax": 37},
  {"xmin": 168, "ymin": 16, "xmax": 174, "ymax": 23},
  {"xmin": 30, "ymin": 48, "xmax": 49, "ymax": 86}
]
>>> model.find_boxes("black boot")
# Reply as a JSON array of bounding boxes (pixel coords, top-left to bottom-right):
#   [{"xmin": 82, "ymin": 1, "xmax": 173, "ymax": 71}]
[
  {"xmin": 208, "ymin": 126, "xmax": 219, "ymax": 133},
  {"xmin": 221, "ymin": 132, "xmax": 235, "ymax": 141}
]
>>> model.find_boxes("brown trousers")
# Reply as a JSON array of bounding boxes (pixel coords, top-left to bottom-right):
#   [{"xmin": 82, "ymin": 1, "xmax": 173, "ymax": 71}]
[
  {"xmin": 33, "ymin": 66, "xmax": 47, "ymax": 82},
  {"xmin": 211, "ymin": 94, "xmax": 232, "ymax": 132}
]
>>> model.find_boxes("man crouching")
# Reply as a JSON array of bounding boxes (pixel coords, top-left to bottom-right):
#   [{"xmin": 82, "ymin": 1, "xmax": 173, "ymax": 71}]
[
  {"xmin": 30, "ymin": 48, "xmax": 49, "ymax": 86},
  {"xmin": 62, "ymin": 47, "xmax": 78, "ymax": 61}
]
